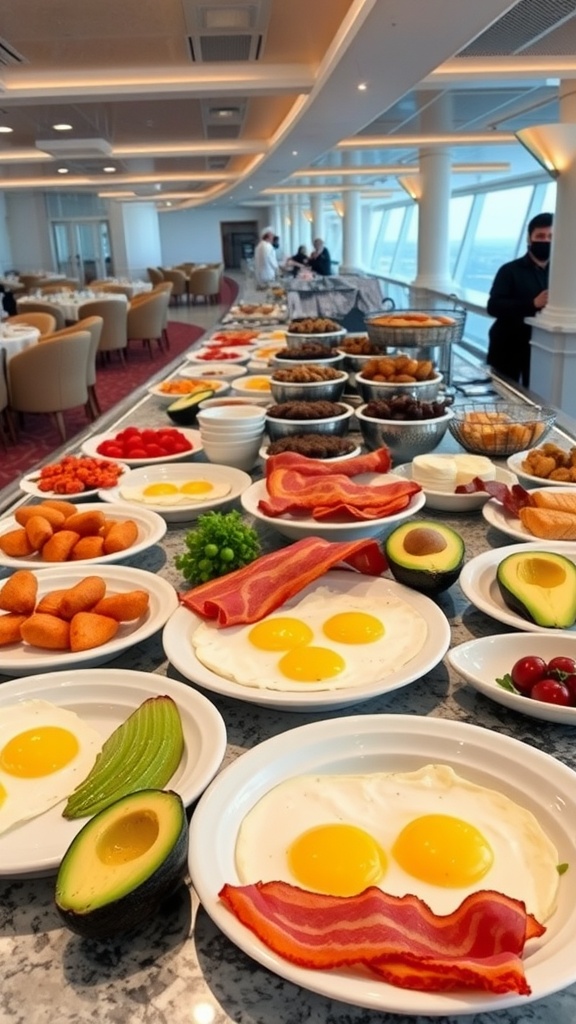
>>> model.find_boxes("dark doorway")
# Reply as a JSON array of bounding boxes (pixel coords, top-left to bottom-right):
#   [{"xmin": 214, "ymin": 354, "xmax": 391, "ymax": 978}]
[{"xmin": 220, "ymin": 220, "xmax": 259, "ymax": 269}]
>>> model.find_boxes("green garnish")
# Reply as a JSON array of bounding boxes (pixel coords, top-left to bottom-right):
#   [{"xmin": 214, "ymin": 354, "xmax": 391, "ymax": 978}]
[
  {"xmin": 495, "ymin": 673, "xmax": 520, "ymax": 694},
  {"xmin": 175, "ymin": 510, "xmax": 261, "ymax": 584},
  {"xmin": 557, "ymin": 862, "xmax": 569, "ymax": 875}
]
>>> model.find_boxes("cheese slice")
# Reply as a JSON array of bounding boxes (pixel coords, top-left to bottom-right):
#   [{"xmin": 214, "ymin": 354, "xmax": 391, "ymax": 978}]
[{"xmin": 411, "ymin": 453, "xmax": 496, "ymax": 492}]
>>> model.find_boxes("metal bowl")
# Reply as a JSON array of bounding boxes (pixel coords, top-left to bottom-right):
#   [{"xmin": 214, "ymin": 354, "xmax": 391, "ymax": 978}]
[
  {"xmin": 271, "ymin": 350, "xmax": 344, "ymax": 369},
  {"xmin": 363, "ymin": 308, "xmax": 466, "ymax": 350},
  {"xmin": 285, "ymin": 327, "xmax": 346, "ymax": 350},
  {"xmin": 448, "ymin": 402, "xmax": 556, "ymax": 457},
  {"xmin": 265, "ymin": 402, "xmax": 355, "ymax": 441},
  {"xmin": 269, "ymin": 370, "xmax": 348, "ymax": 404},
  {"xmin": 356, "ymin": 405, "xmax": 453, "ymax": 463},
  {"xmin": 355, "ymin": 371, "xmax": 444, "ymax": 403}
]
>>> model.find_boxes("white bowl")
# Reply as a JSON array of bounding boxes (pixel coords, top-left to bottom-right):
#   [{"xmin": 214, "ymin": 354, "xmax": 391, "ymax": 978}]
[
  {"xmin": 448, "ymin": 633, "xmax": 576, "ymax": 725},
  {"xmin": 231, "ymin": 376, "xmax": 273, "ymax": 401},
  {"xmin": 181, "ymin": 362, "xmax": 248, "ymax": 381},
  {"xmin": 392, "ymin": 461, "xmax": 519, "ymax": 511},
  {"xmin": 187, "ymin": 348, "xmax": 251, "ymax": 365},
  {"xmin": 82, "ymin": 428, "xmax": 202, "ymax": 466},
  {"xmin": 98, "ymin": 462, "xmax": 253, "ymax": 522},
  {"xmin": 197, "ymin": 404, "xmax": 266, "ymax": 427},
  {"xmin": 148, "ymin": 378, "xmax": 229, "ymax": 403},
  {"xmin": 203, "ymin": 439, "xmax": 262, "ymax": 471},
  {"xmin": 199, "ymin": 427, "xmax": 265, "ymax": 443}
]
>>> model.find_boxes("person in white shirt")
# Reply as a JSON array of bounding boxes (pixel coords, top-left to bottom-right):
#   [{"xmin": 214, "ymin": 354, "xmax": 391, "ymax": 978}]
[{"xmin": 254, "ymin": 230, "xmax": 278, "ymax": 288}]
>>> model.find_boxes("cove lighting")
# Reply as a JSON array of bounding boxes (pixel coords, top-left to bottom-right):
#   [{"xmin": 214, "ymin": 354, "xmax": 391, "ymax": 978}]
[
  {"xmin": 103, "ymin": 166, "xmax": 117, "ymax": 173},
  {"xmin": 57, "ymin": 167, "xmax": 69, "ymax": 174},
  {"xmin": 0, "ymin": 126, "xmax": 13, "ymax": 134},
  {"xmin": 52, "ymin": 123, "xmax": 72, "ymax": 131}
]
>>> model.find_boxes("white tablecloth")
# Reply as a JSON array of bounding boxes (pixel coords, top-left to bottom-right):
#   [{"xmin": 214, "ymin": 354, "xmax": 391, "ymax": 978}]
[
  {"xmin": 97, "ymin": 279, "xmax": 152, "ymax": 298},
  {"xmin": 0, "ymin": 324, "xmax": 40, "ymax": 362},
  {"xmin": 19, "ymin": 291, "xmax": 127, "ymax": 321}
]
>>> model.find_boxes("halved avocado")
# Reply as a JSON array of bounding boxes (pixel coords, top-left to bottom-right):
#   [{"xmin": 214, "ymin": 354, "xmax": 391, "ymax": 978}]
[
  {"xmin": 496, "ymin": 550, "xmax": 576, "ymax": 628},
  {"xmin": 55, "ymin": 789, "xmax": 188, "ymax": 939},
  {"xmin": 167, "ymin": 389, "xmax": 215, "ymax": 424},
  {"xmin": 384, "ymin": 521, "xmax": 465, "ymax": 593}
]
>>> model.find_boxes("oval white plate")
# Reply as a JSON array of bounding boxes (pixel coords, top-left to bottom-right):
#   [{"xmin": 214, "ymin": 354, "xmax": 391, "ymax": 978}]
[
  {"xmin": 0, "ymin": 668, "xmax": 226, "ymax": 875},
  {"xmin": 0, "ymin": 501, "xmax": 166, "ymax": 569},
  {"xmin": 180, "ymin": 361, "xmax": 248, "ymax": 381},
  {"xmin": 163, "ymin": 569, "xmax": 450, "ymax": 711},
  {"xmin": 507, "ymin": 450, "xmax": 576, "ymax": 489},
  {"xmin": 19, "ymin": 461, "xmax": 130, "ymax": 501},
  {"xmin": 483, "ymin": 486, "xmax": 576, "ymax": 543},
  {"xmin": 0, "ymin": 563, "xmax": 179, "ymax": 675},
  {"xmin": 189, "ymin": 713, "xmax": 576, "ymax": 1015},
  {"xmin": 259, "ymin": 443, "xmax": 362, "ymax": 463},
  {"xmin": 98, "ymin": 463, "xmax": 252, "ymax": 522},
  {"xmin": 459, "ymin": 541, "xmax": 576, "ymax": 633},
  {"xmin": 82, "ymin": 428, "xmax": 202, "ymax": 466},
  {"xmin": 448, "ymin": 633, "xmax": 576, "ymax": 724},
  {"xmin": 393, "ymin": 462, "xmax": 518, "ymax": 512},
  {"xmin": 147, "ymin": 379, "xmax": 229, "ymax": 402},
  {"xmin": 240, "ymin": 476, "xmax": 425, "ymax": 542},
  {"xmin": 186, "ymin": 348, "xmax": 251, "ymax": 365}
]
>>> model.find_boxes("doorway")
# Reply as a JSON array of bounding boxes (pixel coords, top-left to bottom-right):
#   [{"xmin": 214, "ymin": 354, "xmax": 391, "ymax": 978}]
[
  {"xmin": 220, "ymin": 221, "xmax": 259, "ymax": 269},
  {"xmin": 51, "ymin": 219, "xmax": 113, "ymax": 283}
]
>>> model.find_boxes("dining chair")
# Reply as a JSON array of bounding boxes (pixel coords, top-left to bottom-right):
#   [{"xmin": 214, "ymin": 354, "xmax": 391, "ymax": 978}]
[
  {"xmin": 187, "ymin": 266, "xmax": 221, "ymax": 305},
  {"xmin": 159, "ymin": 268, "xmax": 186, "ymax": 305},
  {"xmin": 6, "ymin": 311, "xmax": 57, "ymax": 335},
  {"xmin": 97, "ymin": 283, "xmax": 133, "ymax": 300},
  {"xmin": 126, "ymin": 290, "xmax": 170, "ymax": 358},
  {"xmin": 0, "ymin": 350, "xmax": 17, "ymax": 448},
  {"xmin": 15, "ymin": 299, "xmax": 66, "ymax": 331},
  {"xmin": 39, "ymin": 316, "xmax": 104, "ymax": 418},
  {"xmin": 147, "ymin": 267, "xmax": 164, "ymax": 286},
  {"xmin": 19, "ymin": 274, "xmax": 50, "ymax": 294},
  {"xmin": 7, "ymin": 330, "xmax": 93, "ymax": 442},
  {"xmin": 78, "ymin": 298, "xmax": 128, "ymax": 366}
]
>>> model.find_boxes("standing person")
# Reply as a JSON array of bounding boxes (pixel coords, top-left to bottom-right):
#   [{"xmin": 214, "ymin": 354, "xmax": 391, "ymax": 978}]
[
  {"xmin": 253, "ymin": 229, "xmax": 278, "ymax": 288},
  {"xmin": 486, "ymin": 212, "xmax": 553, "ymax": 386},
  {"xmin": 309, "ymin": 238, "xmax": 332, "ymax": 276},
  {"xmin": 285, "ymin": 245, "xmax": 310, "ymax": 276}
]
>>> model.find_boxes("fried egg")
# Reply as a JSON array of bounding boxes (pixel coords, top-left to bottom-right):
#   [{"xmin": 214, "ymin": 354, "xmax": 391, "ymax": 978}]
[
  {"xmin": 0, "ymin": 700, "xmax": 102, "ymax": 834},
  {"xmin": 191, "ymin": 586, "xmax": 427, "ymax": 691},
  {"xmin": 238, "ymin": 376, "xmax": 272, "ymax": 392},
  {"xmin": 120, "ymin": 479, "xmax": 232, "ymax": 506},
  {"xmin": 235, "ymin": 764, "xmax": 559, "ymax": 921}
]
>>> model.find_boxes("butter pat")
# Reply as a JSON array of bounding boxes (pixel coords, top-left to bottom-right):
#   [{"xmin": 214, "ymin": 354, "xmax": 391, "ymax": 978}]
[{"xmin": 412, "ymin": 453, "xmax": 496, "ymax": 492}]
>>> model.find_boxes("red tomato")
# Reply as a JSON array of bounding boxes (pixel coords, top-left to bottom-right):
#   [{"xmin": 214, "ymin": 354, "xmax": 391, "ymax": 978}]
[
  {"xmin": 530, "ymin": 679, "xmax": 572, "ymax": 706},
  {"xmin": 510, "ymin": 656, "xmax": 547, "ymax": 693},
  {"xmin": 126, "ymin": 447, "xmax": 147, "ymax": 459},
  {"xmin": 546, "ymin": 656, "xmax": 576, "ymax": 677},
  {"xmin": 97, "ymin": 442, "xmax": 123, "ymax": 458},
  {"xmin": 144, "ymin": 444, "xmax": 164, "ymax": 458},
  {"xmin": 563, "ymin": 674, "xmax": 576, "ymax": 700}
]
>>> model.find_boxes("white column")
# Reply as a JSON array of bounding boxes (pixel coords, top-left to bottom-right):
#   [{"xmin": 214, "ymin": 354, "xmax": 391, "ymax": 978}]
[
  {"xmin": 290, "ymin": 197, "xmax": 302, "ymax": 256},
  {"xmin": 281, "ymin": 195, "xmax": 292, "ymax": 257},
  {"xmin": 341, "ymin": 153, "xmax": 362, "ymax": 272},
  {"xmin": 413, "ymin": 146, "xmax": 453, "ymax": 291},
  {"xmin": 311, "ymin": 193, "xmax": 324, "ymax": 244},
  {"xmin": 270, "ymin": 201, "xmax": 283, "ymax": 243}
]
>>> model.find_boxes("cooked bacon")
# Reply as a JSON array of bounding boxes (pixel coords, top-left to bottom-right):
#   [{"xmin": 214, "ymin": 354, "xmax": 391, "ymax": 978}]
[
  {"xmin": 455, "ymin": 478, "xmax": 535, "ymax": 517},
  {"xmin": 265, "ymin": 449, "xmax": 392, "ymax": 478},
  {"xmin": 219, "ymin": 881, "xmax": 543, "ymax": 996},
  {"xmin": 180, "ymin": 537, "xmax": 387, "ymax": 626}
]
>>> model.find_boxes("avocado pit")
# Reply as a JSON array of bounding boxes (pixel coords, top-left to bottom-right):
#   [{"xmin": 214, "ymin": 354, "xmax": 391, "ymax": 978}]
[{"xmin": 402, "ymin": 527, "xmax": 448, "ymax": 557}]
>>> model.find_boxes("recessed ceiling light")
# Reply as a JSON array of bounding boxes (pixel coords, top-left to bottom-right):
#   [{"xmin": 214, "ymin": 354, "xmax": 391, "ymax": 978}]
[
  {"xmin": 358, "ymin": 82, "xmax": 368, "ymax": 91},
  {"xmin": 103, "ymin": 166, "xmax": 117, "ymax": 173},
  {"xmin": 212, "ymin": 107, "xmax": 238, "ymax": 119},
  {"xmin": 0, "ymin": 126, "xmax": 13, "ymax": 134},
  {"xmin": 57, "ymin": 167, "xmax": 69, "ymax": 174},
  {"xmin": 292, "ymin": 150, "xmax": 298, "ymax": 156},
  {"xmin": 52, "ymin": 123, "xmax": 73, "ymax": 131}
]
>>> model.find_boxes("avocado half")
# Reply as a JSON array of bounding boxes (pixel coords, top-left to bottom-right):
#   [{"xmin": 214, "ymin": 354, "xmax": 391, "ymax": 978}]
[
  {"xmin": 384, "ymin": 521, "xmax": 465, "ymax": 594},
  {"xmin": 55, "ymin": 789, "xmax": 188, "ymax": 939},
  {"xmin": 497, "ymin": 550, "xmax": 576, "ymax": 628},
  {"xmin": 167, "ymin": 389, "xmax": 215, "ymax": 425}
]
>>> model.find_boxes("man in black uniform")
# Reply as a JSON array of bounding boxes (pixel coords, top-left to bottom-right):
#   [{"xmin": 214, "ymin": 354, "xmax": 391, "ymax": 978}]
[
  {"xmin": 309, "ymin": 238, "xmax": 332, "ymax": 276},
  {"xmin": 486, "ymin": 212, "xmax": 553, "ymax": 387}
]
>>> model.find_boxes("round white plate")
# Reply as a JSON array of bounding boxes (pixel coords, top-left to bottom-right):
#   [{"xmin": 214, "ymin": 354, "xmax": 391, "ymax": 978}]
[
  {"xmin": 0, "ymin": 502, "xmax": 166, "ymax": 569},
  {"xmin": 98, "ymin": 463, "xmax": 252, "ymax": 522},
  {"xmin": 0, "ymin": 668, "xmax": 226, "ymax": 875},
  {"xmin": 240, "ymin": 476, "xmax": 426, "ymax": 542},
  {"xmin": 188, "ymin": 713, "xmax": 576, "ymax": 1015},
  {"xmin": 186, "ymin": 348, "xmax": 251, "ymax": 365},
  {"xmin": 448, "ymin": 633, "xmax": 576, "ymax": 724},
  {"xmin": 393, "ymin": 462, "xmax": 518, "ymax": 512},
  {"xmin": 163, "ymin": 569, "xmax": 450, "ymax": 711},
  {"xmin": 482, "ymin": 486, "xmax": 576, "ymax": 543},
  {"xmin": 459, "ymin": 541, "xmax": 576, "ymax": 633},
  {"xmin": 82, "ymin": 428, "xmax": 202, "ymax": 466},
  {"xmin": 147, "ymin": 379, "xmax": 229, "ymax": 402},
  {"xmin": 180, "ymin": 362, "xmax": 248, "ymax": 381},
  {"xmin": 0, "ymin": 563, "xmax": 179, "ymax": 675},
  {"xmin": 507, "ymin": 450, "xmax": 576, "ymax": 489},
  {"xmin": 19, "ymin": 461, "xmax": 130, "ymax": 501},
  {"xmin": 259, "ymin": 443, "xmax": 362, "ymax": 462}
]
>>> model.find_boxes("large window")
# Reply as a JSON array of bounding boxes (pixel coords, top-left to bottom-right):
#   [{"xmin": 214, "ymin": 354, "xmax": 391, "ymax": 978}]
[
  {"xmin": 372, "ymin": 207, "xmax": 406, "ymax": 273},
  {"xmin": 458, "ymin": 186, "xmax": 533, "ymax": 293},
  {"xmin": 391, "ymin": 205, "xmax": 418, "ymax": 279},
  {"xmin": 449, "ymin": 195, "xmax": 473, "ymax": 275}
]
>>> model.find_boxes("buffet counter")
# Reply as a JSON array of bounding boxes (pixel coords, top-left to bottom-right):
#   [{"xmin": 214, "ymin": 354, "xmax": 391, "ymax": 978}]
[{"xmin": 1, "ymin": 326, "xmax": 576, "ymax": 1024}]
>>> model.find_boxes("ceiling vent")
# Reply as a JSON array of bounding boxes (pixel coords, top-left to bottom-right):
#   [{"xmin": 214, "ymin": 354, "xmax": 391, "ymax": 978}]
[
  {"xmin": 35, "ymin": 138, "xmax": 113, "ymax": 159},
  {"xmin": 0, "ymin": 36, "xmax": 26, "ymax": 66},
  {"xmin": 183, "ymin": 0, "xmax": 271, "ymax": 62},
  {"xmin": 208, "ymin": 156, "xmax": 230, "ymax": 169},
  {"xmin": 458, "ymin": 0, "xmax": 576, "ymax": 56}
]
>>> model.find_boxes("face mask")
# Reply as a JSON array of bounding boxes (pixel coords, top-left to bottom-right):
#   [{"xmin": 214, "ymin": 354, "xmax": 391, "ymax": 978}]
[{"xmin": 530, "ymin": 240, "xmax": 551, "ymax": 262}]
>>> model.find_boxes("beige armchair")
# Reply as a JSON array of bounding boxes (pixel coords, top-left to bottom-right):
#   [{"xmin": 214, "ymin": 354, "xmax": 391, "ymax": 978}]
[
  {"xmin": 78, "ymin": 298, "xmax": 128, "ymax": 365},
  {"xmin": 96, "ymin": 283, "xmax": 134, "ymax": 300},
  {"xmin": 127, "ymin": 290, "xmax": 170, "ymax": 357},
  {"xmin": 39, "ymin": 316, "xmax": 103, "ymax": 418},
  {"xmin": 19, "ymin": 274, "xmax": 51, "ymax": 294},
  {"xmin": 187, "ymin": 266, "xmax": 221, "ymax": 305},
  {"xmin": 147, "ymin": 267, "xmax": 164, "ymax": 286},
  {"xmin": 16, "ymin": 299, "xmax": 65, "ymax": 330},
  {"xmin": 7, "ymin": 331, "xmax": 93, "ymax": 442},
  {"xmin": 159, "ymin": 268, "xmax": 186, "ymax": 305},
  {"xmin": 0, "ymin": 352, "xmax": 17, "ymax": 448},
  {"xmin": 6, "ymin": 312, "xmax": 57, "ymax": 335}
]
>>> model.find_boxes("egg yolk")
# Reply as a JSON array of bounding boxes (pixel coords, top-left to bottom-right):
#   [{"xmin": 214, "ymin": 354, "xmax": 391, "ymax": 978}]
[
  {"xmin": 143, "ymin": 483, "xmax": 179, "ymax": 497},
  {"xmin": 0, "ymin": 782, "xmax": 6, "ymax": 808},
  {"xmin": 179, "ymin": 480, "xmax": 214, "ymax": 495},
  {"xmin": 0, "ymin": 726, "xmax": 79, "ymax": 778},
  {"xmin": 392, "ymin": 814, "xmax": 493, "ymax": 887},
  {"xmin": 278, "ymin": 646, "xmax": 345, "ymax": 682},
  {"xmin": 288, "ymin": 823, "xmax": 387, "ymax": 896},
  {"xmin": 248, "ymin": 617, "xmax": 314, "ymax": 651},
  {"xmin": 246, "ymin": 379, "xmax": 271, "ymax": 390},
  {"xmin": 322, "ymin": 611, "xmax": 384, "ymax": 645}
]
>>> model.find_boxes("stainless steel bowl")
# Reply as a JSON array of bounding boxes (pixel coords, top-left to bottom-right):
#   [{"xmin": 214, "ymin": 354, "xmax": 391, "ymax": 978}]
[
  {"xmin": 356, "ymin": 405, "xmax": 453, "ymax": 462},
  {"xmin": 271, "ymin": 350, "xmax": 344, "ymax": 369},
  {"xmin": 265, "ymin": 403, "xmax": 354, "ymax": 441},
  {"xmin": 284, "ymin": 327, "xmax": 346, "ymax": 350},
  {"xmin": 355, "ymin": 371, "xmax": 444, "ymax": 403},
  {"xmin": 269, "ymin": 370, "xmax": 348, "ymax": 404}
]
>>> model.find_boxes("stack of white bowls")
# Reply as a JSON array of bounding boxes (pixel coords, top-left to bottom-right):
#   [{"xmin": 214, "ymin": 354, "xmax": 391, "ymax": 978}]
[{"xmin": 197, "ymin": 404, "xmax": 266, "ymax": 471}]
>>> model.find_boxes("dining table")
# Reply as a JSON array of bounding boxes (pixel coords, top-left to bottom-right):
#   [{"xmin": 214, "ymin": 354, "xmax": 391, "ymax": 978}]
[
  {"xmin": 18, "ymin": 290, "xmax": 128, "ymax": 322},
  {"xmin": 0, "ymin": 321, "xmax": 40, "ymax": 361},
  {"xmin": 1, "ymin": 316, "xmax": 576, "ymax": 1024}
]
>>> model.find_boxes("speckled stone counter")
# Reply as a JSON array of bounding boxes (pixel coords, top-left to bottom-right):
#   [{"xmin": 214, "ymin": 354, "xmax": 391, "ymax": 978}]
[{"xmin": 1, "ymin": 346, "xmax": 576, "ymax": 1024}]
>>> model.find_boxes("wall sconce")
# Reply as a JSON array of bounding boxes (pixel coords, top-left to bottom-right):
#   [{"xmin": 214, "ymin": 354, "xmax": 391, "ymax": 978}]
[
  {"xmin": 302, "ymin": 208, "xmax": 313, "ymax": 223},
  {"xmin": 398, "ymin": 175, "xmax": 422, "ymax": 200},
  {"xmin": 514, "ymin": 125, "xmax": 576, "ymax": 178},
  {"xmin": 332, "ymin": 199, "xmax": 344, "ymax": 217}
]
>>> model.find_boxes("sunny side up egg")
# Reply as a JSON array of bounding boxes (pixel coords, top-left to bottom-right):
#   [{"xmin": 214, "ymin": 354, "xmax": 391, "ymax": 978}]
[
  {"xmin": 235, "ymin": 764, "xmax": 560, "ymax": 922},
  {"xmin": 120, "ymin": 479, "xmax": 232, "ymax": 506},
  {"xmin": 191, "ymin": 586, "xmax": 428, "ymax": 692},
  {"xmin": 0, "ymin": 700, "xmax": 102, "ymax": 835}
]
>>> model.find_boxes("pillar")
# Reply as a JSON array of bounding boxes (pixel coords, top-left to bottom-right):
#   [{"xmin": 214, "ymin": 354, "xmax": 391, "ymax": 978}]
[
  {"xmin": 341, "ymin": 153, "xmax": 362, "ymax": 273},
  {"xmin": 413, "ymin": 92, "xmax": 454, "ymax": 293},
  {"xmin": 311, "ymin": 193, "xmax": 324, "ymax": 245}
]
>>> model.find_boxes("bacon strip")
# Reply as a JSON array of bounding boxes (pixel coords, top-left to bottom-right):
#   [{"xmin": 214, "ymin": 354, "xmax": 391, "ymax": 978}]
[
  {"xmin": 219, "ymin": 881, "xmax": 543, "ymax": 996},
  {"xmin": 180, "ymin": 536, "xmax": 387, "ymax": 626},
  {"xmin": 455, "ymin": 478, "xmax": 535, "ymax": 517}
]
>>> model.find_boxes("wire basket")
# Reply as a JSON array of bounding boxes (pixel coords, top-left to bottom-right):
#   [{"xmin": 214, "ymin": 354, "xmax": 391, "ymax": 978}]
[
  {"xmin": 364, "ymin": 308, "xmax": 466, "ymax": 349},
  {"xmin": 448, "ymin": 403, "xmax": 556, "ymax": 457}
]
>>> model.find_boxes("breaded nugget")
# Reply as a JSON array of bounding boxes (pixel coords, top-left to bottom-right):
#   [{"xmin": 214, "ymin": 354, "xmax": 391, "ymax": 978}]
[
  {"xmin": 69, "ymin": 612, "xmax": 119, "ymax": 652},
  {"xmin": 20, "ymin": 613, "xmax": 70, "ymax": 649},
  {"xmin": 102, "ymin": 520, "xmax": 139, "ymax": 554},
  {"xmin": 25, "ymin": 515, "xmax": 54, "ymax": 552},
  {"xmin": 39, "ymin": 499, "xmax": 78, "ymax": 518},
  {"xmin": 35, "ymin": 588, "xmax": 68, "ymax": 616},
  {"xmin": 0, "ymin": 528, "xmax": 35, "ymax": 558},
  {"xmin": 92, "ymin": 590, "xmax": 149, "ymax": 621},
  {"xmin": 59, "ymin": 576, "xmax": 107, "ymax": 620},
  {"xmin": 70, "ymin": 536, "xmax": 105, "ymax": 561},
  {"xmin": 0, "ymin": 570, "xmax": 37, "ymax": 614},
  {"xmin": 15, "ymin": 505, "xmax": 66, "ymax": 528},
  {"xmin": 0, "ymin": 613, "xmax": 29, "ymax": 646},
  {"xmin": 41, "ymin": 530, "xmax": 81, "ymax": 562},
  {"xmin": 64, "ymin": 510, "xmax": 106, "ymax": 537}
]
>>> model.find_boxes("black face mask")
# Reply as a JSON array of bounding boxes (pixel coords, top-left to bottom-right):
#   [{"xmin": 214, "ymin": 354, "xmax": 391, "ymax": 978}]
[{"xmin": 529, "ymin": 240, "xmax": 551, "ymax": 262}]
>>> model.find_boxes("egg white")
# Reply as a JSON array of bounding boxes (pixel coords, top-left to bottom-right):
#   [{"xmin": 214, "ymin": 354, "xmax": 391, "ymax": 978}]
[
  {"xmin": 191, "ymin": 586, "xmax": 428, "ymax": 691},
  {"xmin": 120, "ymin": 479, "xmax": 231, "ymax": 506},
  {"xmin": 235, "ymin": 764, "xmax": 559, "ymax": 921},
  {"xmin": 0, "ymin": 700, "xmax": 102, "ymax": 835}
]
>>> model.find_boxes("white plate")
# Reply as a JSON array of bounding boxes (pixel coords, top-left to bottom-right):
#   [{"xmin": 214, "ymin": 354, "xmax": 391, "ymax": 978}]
[
  {"xmin": 508, "ymin": 450, "xmax": 576, "ymax": 488},
  {"xmin": 0, "ymin": 563, "xmax": 179, "ymax": 675},
  {"xmin": 393, "ymin": 462, "xmax": 518, "ymax": 512},
  {"xmin": 259, "ymin": 443, "xmax": 362, "ymax": 462},
  {"xmin": 147, "ymin": 379, "xmax": 229, "ymax": 402},
  {"xmin": 0, "ymin": 668, "xmax": 226, "ymax": 875},
  {"xmin": 180, "ymin": 361, "xmax": 248, "ymax": 381},
  {"xmin": 19, "ymin": 461, "xmax": 130, "ymax": 501},
  {"xmin": 448, "ymin": 633, "xmax": 576, "ymax": 724},
  {"xmin": 240, "ymin": 476, "xmax": 426, "ymax": 542},
  {"xmin": 82, "ymin": 428, "xmax": 203, "ymax": 466},
  {"xmin": 98, "ymin": 463, "xmax": 252, "ymax": 522},
  {"xmin": 459, "ymin": 541, "xmax": 576, "ymax": 633},
  {"xmin": 0, "ymin": 502, "xmax": 166, "ymax": 569},
  {"xmin": 188, "ymin": 713, "xmax": 576, "ymax": 1015},
  {"xmin": 186, "ymin": 348, "xmax": 251, "ymax": 365},
  {"xmin": 163, "ymin": 569, "xmax": 450, "ymax": 711},
  {"xmin": 482, "ymin": 486, "xmax": 576, "ymax": 543}
]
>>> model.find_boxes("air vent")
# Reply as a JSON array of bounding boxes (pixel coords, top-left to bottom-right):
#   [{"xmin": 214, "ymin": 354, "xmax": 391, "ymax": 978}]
[
  {"xmin": 205, "ymin": 123, "xmax": 241, "ymax": 139},
  {"xmin": 0, "ymin": 36, "xmax": 26, "ymax": 66},
  {"xmin": 208, "ymin": 156, "xmax": 230, "ymax": 169},
  {"xmin": 35, "ymin": 138, "xmax": 113, "ymax": 159},
  {"xmin": 459, "ymin": 0, "xmax": 576, "ymax": 56},
  {"xmin": 183, "ymin": 0, "xmax": 271, "ymax": 62}
]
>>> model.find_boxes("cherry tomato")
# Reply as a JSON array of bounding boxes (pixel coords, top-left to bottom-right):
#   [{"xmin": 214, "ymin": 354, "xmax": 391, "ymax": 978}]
[
  {"xmin": 126, "ymin": 447, "xmax": 147, "ymax": 459},
  {"xmin": 546, "ymin": 656, "xmax": 576, "ymax": 677},
  {"xmin": 510, "ymin": 656, "xmax": 548, "ymax": 693},
  {"xmin": 530, "ymin": 679, "xmax": 572, "ymax": 706},
  {"xmin": 563, "ymin": 674, "xmax": 576, "ymax": 701}
]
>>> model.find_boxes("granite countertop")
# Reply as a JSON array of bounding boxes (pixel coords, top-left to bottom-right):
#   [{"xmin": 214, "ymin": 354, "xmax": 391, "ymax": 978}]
[{"xmin": 1, "ymin": 347, "xmax": 576, "ymax": 1024}]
